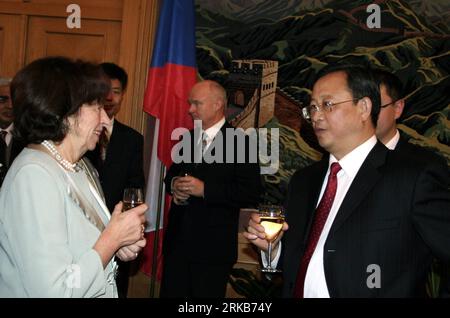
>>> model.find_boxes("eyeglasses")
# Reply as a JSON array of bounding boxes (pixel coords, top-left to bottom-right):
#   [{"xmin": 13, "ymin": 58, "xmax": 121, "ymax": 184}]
[
  {"xmin": 302, "ymin": 98, "xmax": 360, "ymax": 121},
  {"xmin": 380, "ymin": 100, "xmax": 397, "ymax": 108},
  {"xmin": 0, "ymin": 95, "xmax": 10, "ymax": 104}
]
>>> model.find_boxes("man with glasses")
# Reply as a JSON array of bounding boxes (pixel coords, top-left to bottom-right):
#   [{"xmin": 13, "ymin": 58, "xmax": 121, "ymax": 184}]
[
  {"xmin": 372, "ymin": 69, "xmax": 405, "ymax": 149},
  {"xmin": 374, "ymin": 68, "xmax": 447, "ymax": 163},
  {"xmin": 245, "ymin": 64, "xmax": 450, "ymax": 297},
  {"xmin": 0, "ymin": 78, "xmax": 23, "ymax": 187}
]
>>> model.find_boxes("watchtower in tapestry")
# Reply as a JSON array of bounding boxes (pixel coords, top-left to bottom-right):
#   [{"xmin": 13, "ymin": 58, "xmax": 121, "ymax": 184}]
[{"xmin": 227, "ymin": 59, "xmax": 278, "ymax": 130}]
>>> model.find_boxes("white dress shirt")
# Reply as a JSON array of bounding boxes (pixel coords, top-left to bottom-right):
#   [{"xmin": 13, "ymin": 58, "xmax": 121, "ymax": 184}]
[
  {"xmin": 171, "ymin": 117, "xmax": 226, "ymax": 201},
  {"xmin": 303, "ymin": 135, "xmax": 377, "ymax": 297},
  {"xmin": 100, "ymin": 119, "xmax": 114, "ymax": 161},
  {"xmin": 384, "ymin": 130, "xmax": 400, "ymax": 150},
  {"xmin": 262, "ymin": 136, "xmax": 379, "ymax": 293},
  {"xmin": 201, "ymin": 117, "xmax": 226, "ymax": 151}
]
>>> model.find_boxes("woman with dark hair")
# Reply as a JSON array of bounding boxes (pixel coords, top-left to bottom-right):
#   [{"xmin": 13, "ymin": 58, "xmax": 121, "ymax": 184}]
[{"xmin": 0, "ymin": 57, "xmax": 147, "ymax": 297}]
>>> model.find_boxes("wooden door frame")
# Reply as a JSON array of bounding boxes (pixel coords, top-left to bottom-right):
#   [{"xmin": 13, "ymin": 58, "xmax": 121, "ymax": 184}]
[
  {"xmin": 118, "ymin": 0, "xmax": 160, "ymax": 135},
  {"xmin": 0, "ymin": 0, "xmax": 160, "ymax": 135}
]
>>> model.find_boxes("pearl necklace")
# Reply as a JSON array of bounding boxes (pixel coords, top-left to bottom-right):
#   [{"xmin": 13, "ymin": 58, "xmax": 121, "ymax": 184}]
[{"xmin": 41, "ymin": 140, "xmax": 80, "ymax": 172}]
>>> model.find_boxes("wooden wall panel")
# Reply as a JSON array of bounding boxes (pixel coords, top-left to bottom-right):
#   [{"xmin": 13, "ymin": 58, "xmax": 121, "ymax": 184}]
[
  {"xmin": 0, "ymin": 0, "xmax": 159, "ymax": 134},
  {"xmin": 28, "ymin": 0, "xmax": 123, "ymax": 9},
  {"xmin": 26, "ymin": 16, "xmax": 121, "ymax": 64},
  {"xmin": 117, "ymin": 0, "xmax": 159, "ymax": 133},
  {"xmin": 0, "ymin": 13, "xmax": 25, "ymax": 77},
  {"xmin": 0, "ymin": 0, "xmax": 122, "ymax": 20}
]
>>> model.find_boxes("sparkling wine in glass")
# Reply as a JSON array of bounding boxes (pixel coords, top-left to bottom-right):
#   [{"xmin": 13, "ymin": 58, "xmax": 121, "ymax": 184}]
[
  {"xmin": 123, "ymin": 188, "xmax": 144, "ymax": 211},
  {"xmin": 259, "ymin": 204, "xmax": 285, "ymax": 273},
  {"xmin": 176, "ymin": 171, "xmax": 191, "ymax": 206}
]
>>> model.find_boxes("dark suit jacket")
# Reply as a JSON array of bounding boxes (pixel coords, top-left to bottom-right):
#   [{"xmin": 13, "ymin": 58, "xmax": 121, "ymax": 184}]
[
  {"xmin": 0, "ymin": 137, "xmax": 24, "ymax": 186},
  {"xmin": 85, "ymin": 120, "xmax": 145, "ymax": 212},
  {"xmin": 282, "ymin": 142, "xmax": 450, "ymax": 297},
  {"xmin": 163, "ymin": 122, "xmax": 261, "ymax": 264},
  {"xmin": 396, "ymin": 136, "xmax": 448, "ymax": 170}
]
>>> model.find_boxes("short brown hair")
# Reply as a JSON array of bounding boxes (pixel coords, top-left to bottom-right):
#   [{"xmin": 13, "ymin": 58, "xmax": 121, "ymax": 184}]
[{"xmin": 11, "ymin": 56, "xmax": 110, "ymax": 144}]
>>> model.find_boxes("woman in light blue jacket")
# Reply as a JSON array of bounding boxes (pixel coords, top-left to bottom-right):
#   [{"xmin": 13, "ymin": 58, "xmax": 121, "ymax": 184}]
[{"xmin": 0, "ymin": 57, "xmax": 147, "ymax": 297}]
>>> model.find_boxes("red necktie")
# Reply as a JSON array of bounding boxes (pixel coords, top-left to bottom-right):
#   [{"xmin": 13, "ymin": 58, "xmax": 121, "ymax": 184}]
[{"xmin": 293, "ymin": 162, "xmax": 342, "ymax": 298}]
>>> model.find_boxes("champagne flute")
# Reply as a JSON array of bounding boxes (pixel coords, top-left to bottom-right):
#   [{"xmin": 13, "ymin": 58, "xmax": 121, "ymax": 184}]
[
  {"xmin": 259, "ymin": 204, "xmax": 285, "ymax": 273},
  {"xmin": 177, "ymin": 171, "xmax": 191, "ymax": 206},
  {"xmin": 122, "ymin": 188, "xmax": 144, "ymax": 210}
]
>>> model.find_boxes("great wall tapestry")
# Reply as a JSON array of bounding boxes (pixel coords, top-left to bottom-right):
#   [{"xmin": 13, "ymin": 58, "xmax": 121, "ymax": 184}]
[{"xmin": 195, "ymin": 0, "xmax": 450, "ymax": 204}]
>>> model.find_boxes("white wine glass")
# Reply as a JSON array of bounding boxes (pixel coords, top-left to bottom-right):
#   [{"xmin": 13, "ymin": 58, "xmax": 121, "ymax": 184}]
[
  {"xmin": 122, "ymin": 188, "xmax": 144, "ymax": 211},
  {"xmin": 177, "ymin": 171, "xmax": 191, "ymax": 206},
  {"xmin": 259, "ymin": 204, "xmax": 285, "ymax": 273}
]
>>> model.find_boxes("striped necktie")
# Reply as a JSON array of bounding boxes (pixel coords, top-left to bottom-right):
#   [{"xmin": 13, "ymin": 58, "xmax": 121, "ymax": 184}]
[
  {"xmin": 99, "ymin": 129, "xmax": 109, "ymax": 162},
  {"xmin": 293, "ymin": 162, "xmax": 342, "ymax": 298},
  {"xmin": 0, "ymin": 130, "xmax": 7, "ymax": 164},
  {"xmin": 202, "ymin": 132, "xmax": 208, "ymax": 153}
]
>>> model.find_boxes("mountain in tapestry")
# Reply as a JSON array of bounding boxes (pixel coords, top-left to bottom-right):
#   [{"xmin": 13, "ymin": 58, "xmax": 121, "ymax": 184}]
[{"xmin": 195, "ymin": 0, "xmax": 450, "ymax": 202}]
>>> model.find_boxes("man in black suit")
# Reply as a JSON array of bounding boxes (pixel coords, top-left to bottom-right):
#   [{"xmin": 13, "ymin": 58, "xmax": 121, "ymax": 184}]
[
  {"xmin": 160, "ymin": 80, "xmax": 261, "ymax": 298},
  {"xmin": 375, "ymin": 69, "xmax": 450, "ymax": 296},
  {"xmin": 373, "ymin": 69, "xmax": 405, "ymax": 150},
  {"xmin": 85, "ymin": 63, "xmax": 145, "ymax": 298},
  {"xmin": 375, "ymin": 68, "xmax": 448, "ymax": 159},
  {"xmin": 0, "ymin": 78, "xmax": 23, "ymax": 187},
  {"xmin": 245, "ymin": 64, "xmax": 450, "ymax": 297}
]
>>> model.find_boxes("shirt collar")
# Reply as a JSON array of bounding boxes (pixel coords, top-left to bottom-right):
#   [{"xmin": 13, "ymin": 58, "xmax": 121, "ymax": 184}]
[
  {"xmin": 105, "ymin": 118, "xmax": 114, "ymax": 137},
  {"xmin": 384, "ymin": 129, "xmax": 400, "ymax": 150},
  {"xmin": 0, "ymin": 123, "xmax": 13, "ymax": 146},
  {"xmin": 329, "ymin": 135, "xmax": 377, "ymax": 179},
  {"xmin": 203, "ymin": 117, "xmax": 226, "ymax": 141},
  {"xmin": 1, "ymin": 123, "xmax": 13, "ymax": 134}
]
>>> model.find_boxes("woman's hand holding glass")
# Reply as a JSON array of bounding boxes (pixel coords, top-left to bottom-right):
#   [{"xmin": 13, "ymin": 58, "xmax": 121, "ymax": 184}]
[
  {"xmin": 121, "ymin": 188, "xmax": 145, "ymax": 243},
  {"xmin": 116, "ymin": 237, "xmax": 146, "ymax": 261},
  {"xmin": 95, "ymin": 201, "xmax": 147, "ymax": 267},
  {"xmin": 109, "ymin": 201, "xmax": 147, "ymax": 248},
  {"xmin": 114, "ymin": 189, "xmax": 147, "ymax": 261}
]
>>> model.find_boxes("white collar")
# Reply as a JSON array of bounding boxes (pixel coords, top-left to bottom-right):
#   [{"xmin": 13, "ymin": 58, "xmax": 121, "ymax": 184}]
[
  {"xmin": 203, "ymin": 117, "xmax": 226, "ymax": 141},
  {"xmin": 0, "ymin": 123, "xmax": 13, "ymax": 134},
  {"xmin": 385, "ymin": 129, "xmax": 400, "ymax": 150},
  {"xmin": 329, "ymin": 135, "xmax": 377, "ymax": 180},
  {"xmin": 1, "ymin": 123, "xmax": 13, "ymax": 145}
]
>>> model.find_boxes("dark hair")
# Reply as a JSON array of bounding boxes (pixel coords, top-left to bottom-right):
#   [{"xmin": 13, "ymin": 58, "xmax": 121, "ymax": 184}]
[
  {"xmin": 11, "ymin": 56, "xmax": 110, "ymax": 144},
  {"xmin": 316, "ymin": 64, "xmax": 381, "ymax": 127},
  {"xmin": 372, "ymin": 69, "xmax": 403, "ymax": 102},
  {"xmin": 100, "ymin": 62, "xmax": 128, "ymax": 90}
]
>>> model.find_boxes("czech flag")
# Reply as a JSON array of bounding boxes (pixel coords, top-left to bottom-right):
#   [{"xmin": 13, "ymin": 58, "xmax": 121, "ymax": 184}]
[
  {"xmin": 143, "ymin": 0, "xmax": 196, "ymax": 167},
  {"xmin": 141, "ymin": 0, "xmax": 197, "ymax": 289}
]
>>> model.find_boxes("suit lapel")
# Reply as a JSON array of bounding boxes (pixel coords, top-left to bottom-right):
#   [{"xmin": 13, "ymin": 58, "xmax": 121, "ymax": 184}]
[
  {"xmin": 300, "ymin": 158, "xmax": 329, "ymax": 246},
  {"xmin": 329, "ymin": 142, "xmax": 388, "ymax": 235},
  {"xmin": 394, "ymin": 135, "xmax": 409, "ymax": 153},
  {"xmin": 104, "ymin": 120, "xmax": 123, "ymax": 164}
]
